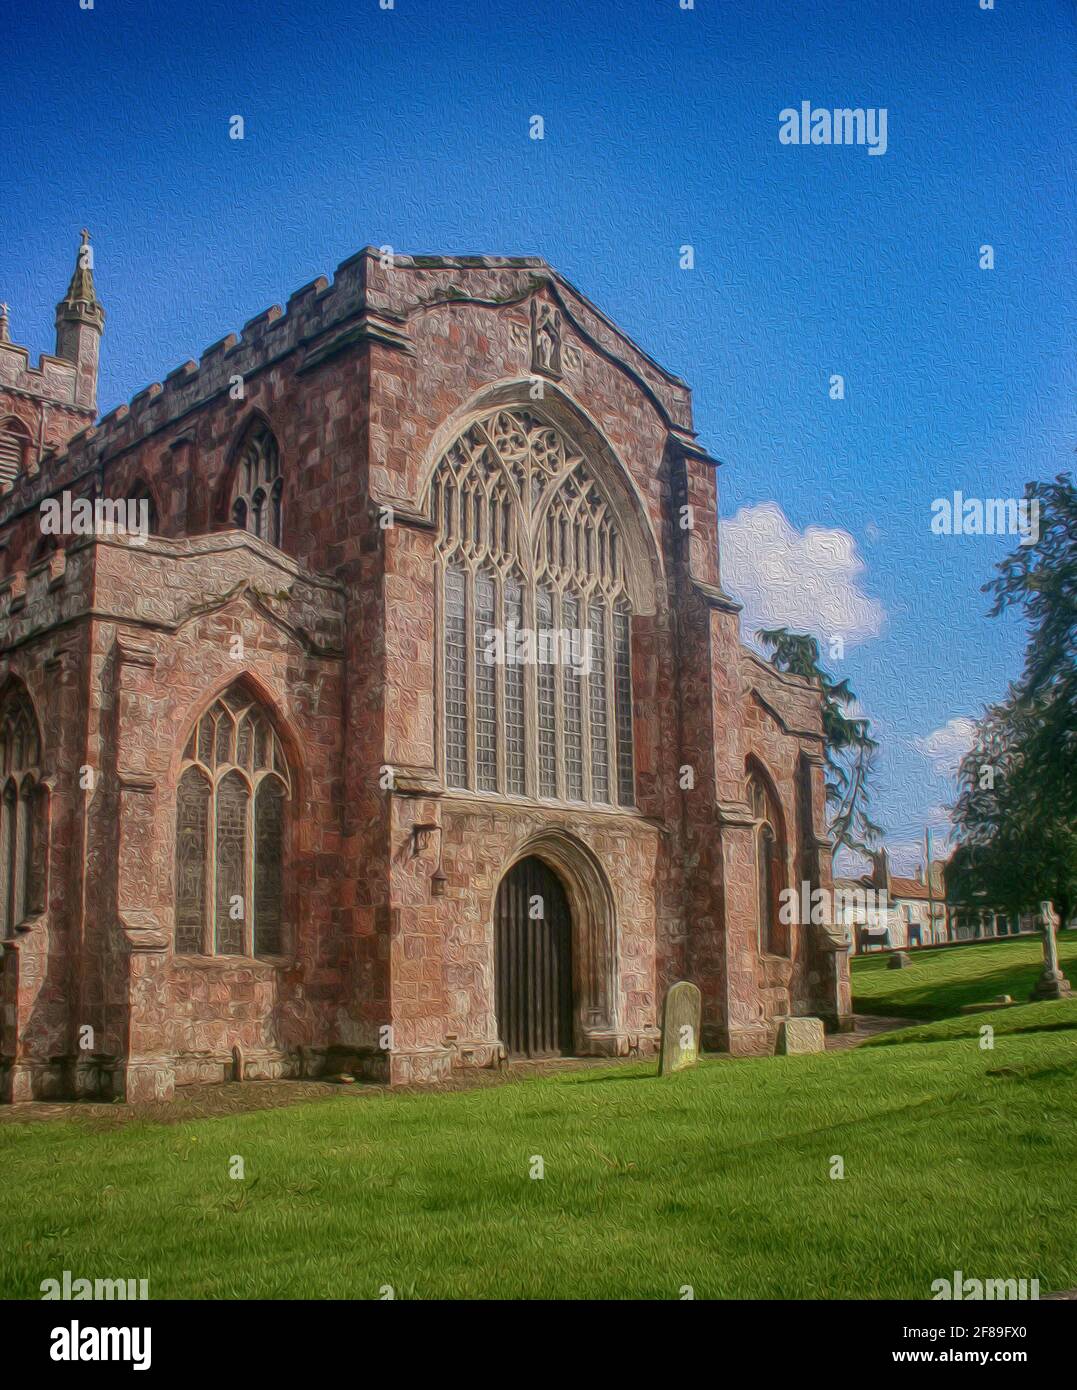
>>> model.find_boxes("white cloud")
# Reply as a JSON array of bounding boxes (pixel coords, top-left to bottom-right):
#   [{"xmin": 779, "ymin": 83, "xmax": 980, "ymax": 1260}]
[
  {"xmin": 914, "ymin": 717, "xmax": 977, "ymax": 776},
  {"xmin": 720, "ymin": 502, "xmax": 884, "ymax": 650}
]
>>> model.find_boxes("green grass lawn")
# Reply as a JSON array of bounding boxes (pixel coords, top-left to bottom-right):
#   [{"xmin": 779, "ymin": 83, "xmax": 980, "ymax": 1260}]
[
  {"xmin": 851, "ymin": 930, "xmax": 1077, "ymax": 1020},
  {"xmin": 2, "ymin": 1000, "xmax": 1076, "ymax": 1299}
]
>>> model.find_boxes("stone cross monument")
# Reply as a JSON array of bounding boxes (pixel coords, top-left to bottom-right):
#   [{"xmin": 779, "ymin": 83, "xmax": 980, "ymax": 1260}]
[{"xmin": 1030, "ymin": 900, "xmax": 1072, "ymax": 1001}]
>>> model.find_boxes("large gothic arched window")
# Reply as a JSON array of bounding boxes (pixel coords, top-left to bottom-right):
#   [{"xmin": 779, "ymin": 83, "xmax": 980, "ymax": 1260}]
[
  {"xmin": 0, "ymin": 686, "xmax": 43, "ymax": 938},
  {"xmin": 230, "ymin": 420, "xmax": 282, "ymax": 547},
  {"xmin": 175, "ymin": 685, "xmax": 290, "ymax": 956},
  {"xmin": 749, "ymin": 766, "xmax": 789, "ymax": 958},
  {"xmin": 432, "ymin": 407, "xmax": 635, "ymax": 806}
]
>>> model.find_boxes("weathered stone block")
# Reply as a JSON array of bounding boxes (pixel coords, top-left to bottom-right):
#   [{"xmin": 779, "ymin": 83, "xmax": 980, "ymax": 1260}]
[{"xmin": 776, "ymin": 1016, "xmax": 826, "ymax": 1055}]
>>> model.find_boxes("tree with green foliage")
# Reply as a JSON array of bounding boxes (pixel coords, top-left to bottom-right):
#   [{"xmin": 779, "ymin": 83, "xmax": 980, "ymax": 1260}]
[
  {"xmin": 758, "ymin": 627, "xmax": 883, "ymax": 857},
  {"xmin": 950, "ymin": 474, "xmax": 1077, "ymax": 922}
]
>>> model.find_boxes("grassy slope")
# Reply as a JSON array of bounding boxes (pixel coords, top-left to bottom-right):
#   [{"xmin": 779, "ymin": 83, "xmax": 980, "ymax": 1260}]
[
  {"xmin": 851, "ymin": 931, "xmax": 1077, "ymax": 1020},
  {"xmin": 2, "ymin": 1013, "xmax": 1075, "ymax": 1299}
]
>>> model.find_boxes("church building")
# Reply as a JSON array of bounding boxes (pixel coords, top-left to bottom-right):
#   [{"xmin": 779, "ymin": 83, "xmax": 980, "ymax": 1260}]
[{"xmin": 0, "ymin": 236, "xmax": 850, "ymax": 1101}]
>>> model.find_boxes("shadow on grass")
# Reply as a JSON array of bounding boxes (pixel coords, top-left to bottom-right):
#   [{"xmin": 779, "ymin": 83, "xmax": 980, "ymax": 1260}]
[
  {"xmin": 854, "ymin": 960, "xmax": 1053, "ymax": 1020},
  {"xmin": 868, "ymin": 1018, "xmax": 1077, "ymax": 1048},
  {"xmin": 567, "ymin": 1070, "xmax": 658, "ymax": 1086}
]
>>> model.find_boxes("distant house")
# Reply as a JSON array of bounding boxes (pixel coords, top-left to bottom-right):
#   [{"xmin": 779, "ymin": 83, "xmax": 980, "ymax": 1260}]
[
  {"xmin": 889, "ymin": 872, "xmax": 949, "ymax": 948},
  {"xmin": 839, "ymin": 852, "xmax": 952, "ymax": 953},
  {"xmin": 840, "ymin": 848, "xmax": 1045, "ymax": 954},
  {"xmin": 835, "ymin": 849, "xmax": 901, "ymax": 954}
]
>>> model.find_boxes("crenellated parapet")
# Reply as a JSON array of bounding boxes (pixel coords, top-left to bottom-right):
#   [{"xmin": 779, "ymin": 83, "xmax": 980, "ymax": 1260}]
[{"xmin": 0, "ymin": 249, "xmax": 708, "ymax": 531}]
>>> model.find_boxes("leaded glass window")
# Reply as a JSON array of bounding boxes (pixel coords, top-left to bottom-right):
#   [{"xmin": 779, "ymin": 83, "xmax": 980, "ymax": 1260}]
[
  {"xmin": 431, "ymin": 407, "xmax": 635, "ymax": 806},
  {"xmin": 174, "ymin": 686, "xmax": 290, "ymax": 955},
  {"xmin": 0, "ymin": 686, "xmax": 42, "ymax": 939},
  {"xmin": 503, "ymin": 572, "xmax": 526, "ymax": 795},
  {"xmin": 561, "ymin": 592, "xmax": 584, "ymax": 800},
  {"xmin": 613, "ymin": 607, "xmax": 634, "ymax": 806},
  {"xmin": 474, "ymin": 568, "xmax": 498, "ymax": 793},
  {"xmin": 588, "ymin": 602, "xmax": 609, "ymax": 803},
  {"xmin": 444, "ymin": 564, "xmax": 468, "ymax": 786},
  {"xmin": 175, "ymin": 771, "xmax": 210, "ymax": 954},
  {"xmin": 536, "ymin": 585, "xmax": 558, "ymax": 799}
]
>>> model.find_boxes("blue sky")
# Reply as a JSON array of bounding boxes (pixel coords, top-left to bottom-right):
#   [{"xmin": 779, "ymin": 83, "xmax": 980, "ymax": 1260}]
[{"xmin": 5, "ymin": 0, "xmax": 1075, "ymax": 871}]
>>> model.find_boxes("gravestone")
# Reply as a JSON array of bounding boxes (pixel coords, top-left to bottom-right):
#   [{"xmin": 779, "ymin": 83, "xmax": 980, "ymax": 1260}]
[
  {"xmin": 659, "ymin": 981, "xmax": 701, "ymax": 1075},
  {"xmin": 776, "ymin": 1017, "xmax": 826, "ymax": 1055},
  {"xmin": 1030, "ymin": 901, "xmax": 1072, "ymax": 1002},
  {"xmin": 888, "ymin": 951, "xmax": 911, "ymax": 969}
]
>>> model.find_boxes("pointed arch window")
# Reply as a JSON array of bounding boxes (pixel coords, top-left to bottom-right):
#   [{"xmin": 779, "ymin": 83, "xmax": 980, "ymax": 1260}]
[
  {"xmin": 230, "ymin": 421, "xmax": 283, "ymax": 547},
  {"xmin": 749, "ymin": 767, "xmax": 789, "ymax": 957},
  {"xmin": 174, "ymin": 686, "xmax": 290, "ymax": 955},
  {"xmin": 432, "ymin": 407, "xmax": 635, "ymax": 806},
  {"xmin": 0, "ymin": 686, "xmax": 43, "ymax": 938}
]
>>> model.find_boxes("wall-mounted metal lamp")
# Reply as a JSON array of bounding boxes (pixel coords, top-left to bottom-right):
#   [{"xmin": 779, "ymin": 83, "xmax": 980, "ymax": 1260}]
[
  {"xmin": 411, "ymin": 822, "xmax": 440, "ymax": 856},
  {"xmin": 410, "ymin": 821, "xmax": 446, "ymax": 898}
]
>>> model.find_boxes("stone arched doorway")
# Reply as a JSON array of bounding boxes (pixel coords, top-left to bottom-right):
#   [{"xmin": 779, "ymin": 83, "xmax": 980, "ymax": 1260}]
[{"xmin": 494, "ymin": 856, "xmax": 574, "ymax": 1058}]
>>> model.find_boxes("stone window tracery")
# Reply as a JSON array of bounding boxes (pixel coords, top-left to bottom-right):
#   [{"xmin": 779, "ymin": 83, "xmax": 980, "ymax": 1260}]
[
  {"xmin": 230, "ymin": 421, "xmax": 282, "ymax": 547},
  {"xmin": 431, "ymin": 407, "xmax": 635, "ymax": 806},
  {"xmin": 0, "ymin": 687, "xmax": 42, "ymax": 938},
  {"xmin": 175, "ymin": 686, "xmax": 290, "ymax": 955}
]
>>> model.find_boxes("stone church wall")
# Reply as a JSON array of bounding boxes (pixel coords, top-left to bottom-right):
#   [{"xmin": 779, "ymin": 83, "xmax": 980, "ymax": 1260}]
[{"xmin": 0, "ymin": 249, "xmax": 850, "ymax": 1097}]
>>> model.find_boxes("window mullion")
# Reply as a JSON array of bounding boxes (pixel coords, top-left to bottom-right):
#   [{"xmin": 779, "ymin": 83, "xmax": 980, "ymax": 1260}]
[
  {"xmin": 604, "ymin": 600, "xmax": 616, "ymax": 806},
  {"xmin": 553, "ymin": 587, "xmax": 564, "ymax": 800},
  {"xmin": 465, "ymin": 566, "xmax": 476, "ymax": 791},
  {"xmin": 580, "ymin": 588, "xmax": 593, "ymax": 803},
  {"xmin": 206, "ymin": 774, "xmax": 217, "ymax": 955},
  {"xmin": 0, "ymin": 791, "xmax": 10, "ymax": 939},
  {"xmin": 436, "ymin": 564, "xmax": 443, "ymax": 785},
  {"xmin": 495, "ymin": 573, "xmax": 505, "ymax": 794},
  {"xmin": 246, "ymin": 775, "xmax": 256, "ymax": 956},
  {"xmin": 524, "ymin": 578, "xmax": 537, "ymax": 798}
]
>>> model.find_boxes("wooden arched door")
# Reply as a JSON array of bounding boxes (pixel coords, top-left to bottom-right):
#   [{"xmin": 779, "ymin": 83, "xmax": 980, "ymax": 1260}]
[{"xmin": 495, "ymin": 856, "xmax": 574, "ymax": 1058}]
